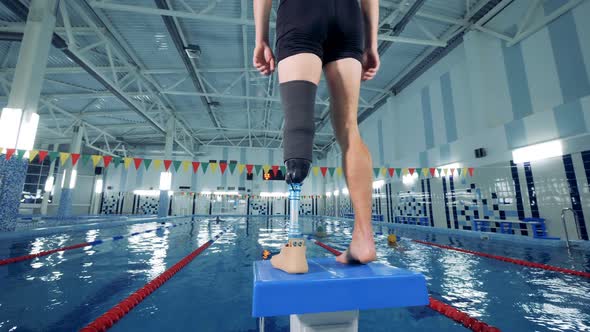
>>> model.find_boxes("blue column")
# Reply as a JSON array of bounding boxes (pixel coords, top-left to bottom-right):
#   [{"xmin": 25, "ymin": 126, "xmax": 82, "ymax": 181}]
[
  {"xmin": 158, "ymin": 191, "xmax": 170, "ymax": 217},
  {"xmin": 56, "ymin": 126, "xmax": 84, "ymax": 218},
  {"xmin": 0, "ymin": 157, "xmax": 28, "ymax": 231},
  {"xmin": 158, "ymin": 118, "xmax": 175, "ymax": 217},
  {"xmin": 56, "ymin": 188, "xmax": 73, "ymax": 218}
]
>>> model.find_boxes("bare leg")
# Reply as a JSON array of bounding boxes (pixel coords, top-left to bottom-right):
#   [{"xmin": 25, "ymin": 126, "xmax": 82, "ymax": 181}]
[
  {"xmin": 278, "ymin": 53, "xmax": 323, "ymax": 84},
  {"xmin": 324, "ymin": 58, "xmax": 376, "ymax": 264}
]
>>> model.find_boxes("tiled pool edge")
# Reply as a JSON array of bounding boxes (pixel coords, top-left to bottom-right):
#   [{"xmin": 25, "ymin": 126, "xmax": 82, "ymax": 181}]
[{"xmin": 369, "ymin": 220, "xmax": 590, "ymax": 250}]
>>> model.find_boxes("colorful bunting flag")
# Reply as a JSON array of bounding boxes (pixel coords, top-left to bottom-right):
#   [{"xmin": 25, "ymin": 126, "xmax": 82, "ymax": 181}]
[
  {"xmin": 163, "ymin": 160, "xmax": 172, "ymax": 171},
  {"xmin": 220, "ymin": 162, "xmax": 228, "ymax": 174},
  {"xmin": 38, "ymin": 150, "xmax": 48, "ymax": 163},
  {"xmin": 122, "ymin": 157, "xmax": 132, "ymax": 169},
  {"xmin": 313, "ymin": 166, "xmax": 319, "ymax": 177},
  {"xmin": 81, "ymin": 154, "xmax": 91, "ymax": 166},
  {"xmin": 192, "ymin": 161, "xmax": 201, "ymax": 173},
  {"xmin": 28, "ymin": 150, "xmax": 39, "ymax": 162},
  {"xmin": 373, "ymin": 167, "xmax": 380, "ymax": 178},
  {"xmin": 173, "ymin": 160, "xmax": 182, "ymax": 172},
  {"xmin": 152, "ymin": 159, "xmax": 161, "ymax": 171},
  {"xmin": 328, "ymin": 167, "xmax": 335, "ymax": 177},
  {"xmin": 59, "ymin": 152, "xmax": 70, "ymax": 166},
  {"xmin": 11, "ymin": 147, "xmax": 480, "ymax": 181},
  {"xmin": 16, "ymin": 149, "xmax": 26, "ymax": 160},
  {"xmin": 210, "ymin": 162, "xmax": 218, "ymax": 174},
  {"xmin": 280, "ymin": 166, "xmax": 286, "ymax": 176},
  {"xmin": 144, "ymin": 159, "xmax": 152, "ymax": 170},
  {"xmin": 422, "ymin": 168, "xmax": 429, "ymax": 177},
  {"xmin": 71, "ymin": 153, "xmax": 81, "ymax": 166},
  {"xmin": 5, "ymin": 148, "xmax": 15, "ymax": 160},
  {"xmin": 91, "ymin": 155, "xmax": 101, "ymax": 167},
  {"xmin": 47, "ymin": 151, "xmax": 59, "ymax": 163},
  {"xmin": 103, "ymin": 156, "xmax": 113, "ymax": 168},
  {"xmin": 133, "ymin": 158, "xmax": 143, "ymax": 170},
  {"xmin": 113, "ymin": 157, "xmax": 122, "ymax": 168},
  {"xmin": 229, "ymin": 161, "xmax": 237, "ymax": 174}
]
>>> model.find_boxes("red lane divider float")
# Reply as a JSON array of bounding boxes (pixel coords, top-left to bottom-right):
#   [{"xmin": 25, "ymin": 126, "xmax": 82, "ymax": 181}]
[
  {"xmin": 80, "ymin": 227, "xmax": 230, "ymax": 332},
  {"xmin": 0, "ymin": 242, "xmax": 91, "ymax": 266},
  {"xmin": 428, "ymin": 298, "xmax": 500, "ymax": 332},
  {"xmin": 413, "ymin": 239, "xmax": 590, "ymax": 279},
  {"xmin": 313, "ymin": 239, "xmax": 342, "ymax": 256},
  {"xmin": 312, "ymin": 239, "xmax": 501, "ymax": 332},
  {"xmin": 0, "ymin": 219, "xmax": 200, "ymax": 267}
]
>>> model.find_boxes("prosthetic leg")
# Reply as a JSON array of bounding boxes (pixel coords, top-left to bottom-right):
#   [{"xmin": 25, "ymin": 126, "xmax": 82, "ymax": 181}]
[{"xmin": 270, "ymin": 81, "xmax": 316, "ymax": 274}]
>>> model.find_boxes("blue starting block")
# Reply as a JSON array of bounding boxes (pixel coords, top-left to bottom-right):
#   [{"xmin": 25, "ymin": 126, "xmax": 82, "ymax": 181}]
[{"xmin": 253, "ymin": 258, "xmax": 428, "ymax": 332}]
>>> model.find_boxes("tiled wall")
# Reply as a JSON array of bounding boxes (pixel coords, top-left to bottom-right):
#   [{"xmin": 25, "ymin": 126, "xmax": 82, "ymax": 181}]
[
  {"xmin": 100, "ymin": 193, "xmax": 319, "ymax": 217},
  {"xmin": 323, "ymin": 150, "xmax": 590, "ymax": 241}
]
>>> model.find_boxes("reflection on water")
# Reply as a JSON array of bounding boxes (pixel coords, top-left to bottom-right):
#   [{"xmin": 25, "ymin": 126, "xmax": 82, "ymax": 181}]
[{"xmin": 127, "ymin": 224, "xmax": 171, "ymax": 280}]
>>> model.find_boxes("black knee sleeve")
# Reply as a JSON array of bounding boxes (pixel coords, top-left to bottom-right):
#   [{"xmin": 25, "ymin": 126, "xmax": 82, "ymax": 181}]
[{"xmin": 281, "ymin": 80, "xmax": 317, "ymax": 162}]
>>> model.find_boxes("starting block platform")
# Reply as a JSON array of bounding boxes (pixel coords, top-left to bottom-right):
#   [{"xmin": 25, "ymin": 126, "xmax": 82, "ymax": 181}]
[{"xmin": 253, "ymin": 258, "xmax": 428, "ymax": 331}]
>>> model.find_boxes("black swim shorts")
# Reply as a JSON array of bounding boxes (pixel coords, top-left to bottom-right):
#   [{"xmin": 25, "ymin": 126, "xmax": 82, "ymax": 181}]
[{"xmin": 275, "ymin": 0, "xmax": 364, "ymax": 65}]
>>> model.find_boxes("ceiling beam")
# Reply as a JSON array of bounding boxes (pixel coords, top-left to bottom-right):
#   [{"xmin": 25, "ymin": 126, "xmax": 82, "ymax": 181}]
[
  {"xmin": 378, "ymin": 0, "xmax": 427, "ymax": 55},
  {"xmin": 88, "ymin": 1, "xmax": 454, "ymax": 48},
  {"xmin": 154, "ymin": 0, "xmax": 222, "ymax": 129}
]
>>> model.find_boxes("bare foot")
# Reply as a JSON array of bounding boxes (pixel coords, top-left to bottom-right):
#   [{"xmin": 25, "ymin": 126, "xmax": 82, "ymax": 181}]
[
  {"xmin": 270, "ymin": 239, "xmax": 309, "ymax": 274},
  {"xmin": 336, "ymin": 228, "xmax": 376, "ymax": 264}
]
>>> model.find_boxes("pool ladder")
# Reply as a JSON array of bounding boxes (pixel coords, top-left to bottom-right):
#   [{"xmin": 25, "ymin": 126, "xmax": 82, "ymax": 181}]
[{"xmin": 561, "ymin": 208, "xmax": 581, "ymax": 249}]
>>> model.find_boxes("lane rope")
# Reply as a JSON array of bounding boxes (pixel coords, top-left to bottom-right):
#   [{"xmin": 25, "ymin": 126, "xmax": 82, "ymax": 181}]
[
  {"xmin": 80, "ymin": 225, "xmax": 232, "ymax": 332},
  {"xmin": 0, "ymin": 218, "xmax": 208, "ymax": 266},
  {"xmin": 413, "ymin": 239, "xmax": 590, "ymax": 279},
  {"xmin": 312, "ymin": 239, "xmax": 501, "ymax": 332}
]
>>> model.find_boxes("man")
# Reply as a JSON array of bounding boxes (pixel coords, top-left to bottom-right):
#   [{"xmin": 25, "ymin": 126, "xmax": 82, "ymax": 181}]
[{"xmin": 254, "ymin": 0, "xmax": 380, "ymax": 271}]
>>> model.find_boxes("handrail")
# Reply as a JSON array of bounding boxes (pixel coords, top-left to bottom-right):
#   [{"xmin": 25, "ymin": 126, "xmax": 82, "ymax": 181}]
[{"xmin": 561, "ymin": 208, "xmax": 580, "ymax": 249}]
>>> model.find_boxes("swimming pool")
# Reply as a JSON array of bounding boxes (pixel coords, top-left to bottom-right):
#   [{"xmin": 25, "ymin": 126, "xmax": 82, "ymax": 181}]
[{"xmin": 0, "ymin": 216, "xmax": 589, "ymax": 331}]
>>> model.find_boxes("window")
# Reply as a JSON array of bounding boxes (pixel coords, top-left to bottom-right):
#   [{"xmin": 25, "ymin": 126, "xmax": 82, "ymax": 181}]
[{"xmin": 22, "ymin": 158, "xmax": 58, "ymax": 204}]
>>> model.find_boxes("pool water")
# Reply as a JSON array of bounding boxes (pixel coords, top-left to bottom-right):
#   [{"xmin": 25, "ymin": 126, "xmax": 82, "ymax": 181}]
[{"xmin": 0, "ymin": 216, "xmax": 589, "ymax": 331}]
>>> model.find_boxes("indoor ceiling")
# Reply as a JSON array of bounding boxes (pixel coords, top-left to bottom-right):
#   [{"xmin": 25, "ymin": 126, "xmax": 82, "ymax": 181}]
[{"xmin": 0, "ymin": 0, "xmax": 509, "ymax": 157}]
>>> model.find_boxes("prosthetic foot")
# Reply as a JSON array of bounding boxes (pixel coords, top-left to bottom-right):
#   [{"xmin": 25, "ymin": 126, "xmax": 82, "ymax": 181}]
[
  {"xmin": 285, "ymin": 158, "xmax": 311, "ymax": 184},
  {"xmin": 270, "ymin": 239, "xmax": 309, "ymax": 274}
]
